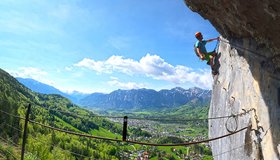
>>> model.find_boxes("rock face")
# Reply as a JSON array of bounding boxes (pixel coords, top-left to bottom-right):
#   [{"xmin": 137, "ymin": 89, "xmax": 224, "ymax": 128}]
[{"xmin": 184, "ymin": 0, "xmax": 280, "ymax": 159}]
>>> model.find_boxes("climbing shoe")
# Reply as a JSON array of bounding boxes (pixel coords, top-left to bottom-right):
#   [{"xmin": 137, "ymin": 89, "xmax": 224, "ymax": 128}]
[{"xmin": 212, "ymin": 70, "xmax": 218, "ymax": 75}]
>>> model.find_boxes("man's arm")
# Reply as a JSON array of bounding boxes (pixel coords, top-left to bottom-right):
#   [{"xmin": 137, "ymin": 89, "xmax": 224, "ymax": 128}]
[
  {"xmin": 206, "ymin": 37, "xmax": 219, "ymax": 42},
  {"xmin": 196, "ymin": 47, "xmax": 205, "ymax": 60}
]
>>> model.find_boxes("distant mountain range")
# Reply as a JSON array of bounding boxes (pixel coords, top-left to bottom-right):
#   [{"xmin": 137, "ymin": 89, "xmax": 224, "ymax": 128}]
[
  {"xmin": 80, "ymin": 87, "xmax": 211, "ymax": 110},
  {"xmin": 16, "ymin": 78, "xmax": 89, "ymax": 104},
  {"xmin": 16, "ymin": 77, "xmax": 211, "ymax": 111}
]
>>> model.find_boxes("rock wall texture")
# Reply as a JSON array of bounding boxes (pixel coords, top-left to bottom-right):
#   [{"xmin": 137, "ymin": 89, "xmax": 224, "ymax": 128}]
[{"xmin": 184, "ymin": 0, "xmax": 280, "ymax": 159}]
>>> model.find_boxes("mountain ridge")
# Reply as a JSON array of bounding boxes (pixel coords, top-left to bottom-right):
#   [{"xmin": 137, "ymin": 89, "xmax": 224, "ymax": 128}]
[
  {"xmin": 16, "ymin": 77, "xmax": 89, "ymax": 104},
  {"xmin": 15, "ymin": 77, "xmax": 211, "ymax": 111},
  {"xmin": 80, "ymin": 86, "xmax": 211, "ymax": 110}
]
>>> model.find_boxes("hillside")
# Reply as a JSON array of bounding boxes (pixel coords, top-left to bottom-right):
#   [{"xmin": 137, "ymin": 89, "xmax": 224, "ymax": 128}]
[
  {"xmin": 16, "ymin": 77, "xmax": 65, "ymax": 95},
  {"xmin": 0, "ymin": 69, "xmax": 31, "ymax": 144},
  {"xmin": 80, "ymin": 87, "xmax": 211, "ymax": 110},
  {"xmin": 0, "ymin": 69, "xmax": 128, "ymax": 159}
]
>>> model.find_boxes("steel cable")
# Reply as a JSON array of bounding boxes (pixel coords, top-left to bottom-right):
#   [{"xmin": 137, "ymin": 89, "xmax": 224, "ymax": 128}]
[{"xmin": 0, "ymin": 108, "xmax": 253, "ymax": 146}]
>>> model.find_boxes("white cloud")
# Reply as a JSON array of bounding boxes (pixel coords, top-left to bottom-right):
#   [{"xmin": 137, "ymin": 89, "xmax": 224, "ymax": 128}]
[
  {"xmin": 108, "ymin": 78, "xmax": 147, "ymax": 90},
  {"xmin": 8, "ymin": 67, "xmax": 55, "ymax": 86},
  {"xmin": 139, "ymin": 54, "xmax": 177, "ymax": 76},
  {"xmin": 74, "ymin": 54, "xmax": 213, "ymax": 89},
  {"xmin": 106, "ymin": 55, "xmax": 142, "ymax": 75},
  {"xmin": 74, "ymin": 58, "xmax": 111, "ymax": 73}
]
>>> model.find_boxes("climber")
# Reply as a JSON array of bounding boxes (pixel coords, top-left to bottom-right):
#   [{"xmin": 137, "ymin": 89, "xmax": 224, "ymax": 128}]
[{"xmin": 194, "ymin": 32, "xmax": 219, "ymax": 75}]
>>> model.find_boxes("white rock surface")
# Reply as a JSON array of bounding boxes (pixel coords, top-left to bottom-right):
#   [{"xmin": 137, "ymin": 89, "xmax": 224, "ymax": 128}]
[{"xmin": 209, "ymin": 37, "xmax": 280, "ymax": 159}]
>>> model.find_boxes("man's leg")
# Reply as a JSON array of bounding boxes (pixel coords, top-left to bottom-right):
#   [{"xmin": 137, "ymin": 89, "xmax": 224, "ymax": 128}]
[
  {"xmin": 208, "ymin": 54, "xmax": 218, "ymax": 75},
  {"xmin": 209, "ymin": 55, "xmax": 214, "ymax": 68},
  {"xmin": 209, "ymin": 51, "xmax": 217, "ymax": 58},
  {"xmin": 207, "ymin": 51, "xmax": 217, "ymax": 66}
]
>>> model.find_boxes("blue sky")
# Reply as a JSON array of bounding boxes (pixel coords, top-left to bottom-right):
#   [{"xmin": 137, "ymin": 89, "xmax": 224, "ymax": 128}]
[{"xmin": 0, "ymin": 0, "xmax": 219, "ymax": 93}]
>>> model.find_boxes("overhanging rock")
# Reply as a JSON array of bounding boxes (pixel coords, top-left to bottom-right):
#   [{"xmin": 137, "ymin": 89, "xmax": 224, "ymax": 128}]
[{"xmin": 184, "ymin": 0, "xmax": 280, "ymax": 159}]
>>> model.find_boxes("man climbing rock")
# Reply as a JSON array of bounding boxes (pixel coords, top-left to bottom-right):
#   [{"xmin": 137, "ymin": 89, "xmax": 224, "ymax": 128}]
[{"xmin": 194, "ymin": 32, "xmax": 219, "ymax": 75}]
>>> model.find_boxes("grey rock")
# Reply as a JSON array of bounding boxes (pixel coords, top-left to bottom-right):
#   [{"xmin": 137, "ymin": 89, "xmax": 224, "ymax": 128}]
[
  {"xmin": 184, "ymin": 1, "xmax": 280, "ymax": 159},
  {"xmin": 210, "ymin": 37, "xmax": 279, "ymax": 160}
]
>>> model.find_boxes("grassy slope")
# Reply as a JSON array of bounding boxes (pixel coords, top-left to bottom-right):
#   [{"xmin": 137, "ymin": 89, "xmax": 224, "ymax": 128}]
[{"xmin": 0, "ymin": 68, "xmax": 123, "ymax": 159}]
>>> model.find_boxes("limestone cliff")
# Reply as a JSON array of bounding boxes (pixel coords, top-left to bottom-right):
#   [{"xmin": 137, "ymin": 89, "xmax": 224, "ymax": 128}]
[{"xmin": 184, "ymin": 0, "xmax": 280, "ymax": 159}]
